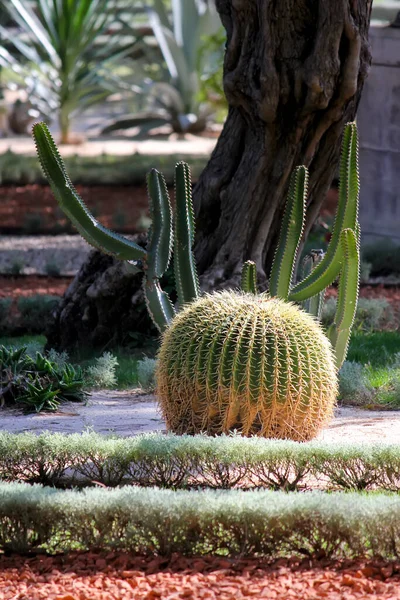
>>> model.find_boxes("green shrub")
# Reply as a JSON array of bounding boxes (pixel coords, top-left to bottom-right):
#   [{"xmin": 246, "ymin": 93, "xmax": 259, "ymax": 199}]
[
  {"xmin": 44, "ymin": 261, "xmax": 61, "ymax": 277},
  {"xmin": 137, "ymin": 357, "xmax": 157, "ymax": 392},
  {"xmin": 17, "ymin": 295, "xmax": 60, "ymax": 334},
  {"xmin": 363, "ymin": 240, "xmax": 400, "ymax": 277},
  {"xmin": 0, "ymin": 150, "xmax": 207, "ymax": 186},
  {"xmin": 322, "ymin": 297, "xmax": 393, "ymax": 332},
  {"xmin": 2, "ymin": 431, "xmax": 400, "ymax": 492},
  {"xmin": 1, "ymin": 482, "xmax": 400, "ymax": 557},
  {"xmin": 8, "ymin": 259, "xmax": 24, "ymax": 275},
  {"xmin": 338, "ymin": 361, "xmax": 373, "ymax": 405},
  {"xmin": 85, "ymin": 352, "xmax": 118, "ymax": 389},
  {"xmin": 0, "ymin": 298, "xmax": 11, "ymax": 330},
  {"xmin": 0, "ymin": 346, "xmax": 87, "ymax": 413},
  {"xmin": 360, "ymin": 260, "xmax": 372, "ymax": 283}
]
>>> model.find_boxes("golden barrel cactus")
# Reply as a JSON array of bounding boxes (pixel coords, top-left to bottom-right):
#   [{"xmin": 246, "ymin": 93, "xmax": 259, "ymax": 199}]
[{"xmin": 157, "ymin": 291, "xmax": 338, "ymax": 441}]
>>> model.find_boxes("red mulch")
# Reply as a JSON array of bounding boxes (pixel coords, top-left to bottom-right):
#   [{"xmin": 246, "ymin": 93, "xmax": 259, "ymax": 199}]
[
  {"xmin": 0, "ymin": 184, "xmax": 152, "ymax": 234},
  {"xmin": 1, "ymin": 553, "xmax": 400, "ymax": 599},
  {"xmin": 0, "ymin": 275, "xmax": 73, "ymax": 299}
]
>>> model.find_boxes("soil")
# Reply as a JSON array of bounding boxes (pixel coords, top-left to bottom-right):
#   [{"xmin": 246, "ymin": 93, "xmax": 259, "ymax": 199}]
[
  {"xmin": 1, "ymin": 274, "xmax": 399, "ymax": 306},
  {"xmin": 0, "ymin": 275, "xmax": 73, "ymax": 299},
  {"xmin": 1, "ymin": 553, "xmax": 400, "ymax": 600},
  {"xmin": 0, "ymin": 184, "xmax": 153, "ymax": 234},
  {"xmin": 0, "ymin": 182, "xmax": 336, "ymax": 235}
]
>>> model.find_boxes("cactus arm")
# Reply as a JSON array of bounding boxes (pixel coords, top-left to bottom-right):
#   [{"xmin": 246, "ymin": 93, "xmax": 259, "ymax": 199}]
[
  {"xmin": 174, "ymin": 162, "xmax": 200, "ymax": 306},
  {"xmin": 241, "ymin": 261, "xmax": 258, "ymax": 294},
  {"xmin": 328, "ymin": 228, "xmax": 360, "ymax": 370},
  {"xmin": 143, "ymin": 277, "xmax": 175, "ymax": 332},
  {"xmin": 146, "ymin": 169, "xmax": 173, "ymax": 280},
  {"xmin": 33, "ymin": 122, "xmax": 146, "ymax": 261},
  {"xmin": 289, "ymin": 122, "xmax": 359, "ymax": 302},
  {"xmin": 269, "ymin": 166, "xmax": 308, "ymax": 300},
  {"xmin": 300, "ymin": 250, "xmax": 326, "ymax": 319}
]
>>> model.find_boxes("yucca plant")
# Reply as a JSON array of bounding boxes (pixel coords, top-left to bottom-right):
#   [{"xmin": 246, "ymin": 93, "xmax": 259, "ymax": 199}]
[
  {"xmin": 33, "ymin": 121, "xmax": 360, "ymax": 440},
  {"xmin": 0, "ymin": 0, "xmax": 138, "ymax": 143},
  {"xmin": 102, "ymin": 0, "xmax": 222, "ymax": 135}
]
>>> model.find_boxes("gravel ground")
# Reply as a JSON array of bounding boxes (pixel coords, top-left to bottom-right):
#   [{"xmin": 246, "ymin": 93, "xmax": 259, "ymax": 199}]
[
  {"xmin": 0, "ymin": 234, "xmax": 91, "ymax": 275},
  {"xmin": 2, "ymin": 392, "xmax": 400, "ymax": 442}
]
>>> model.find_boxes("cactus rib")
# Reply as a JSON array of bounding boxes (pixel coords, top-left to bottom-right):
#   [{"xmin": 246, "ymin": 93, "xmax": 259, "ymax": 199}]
[
  {"xmin": 289, "ymin": 123, "xmax": 359, "ymax": 302},
  {"xmin": 146, "ymin": 169, "xmax": 173, "ymax": 280},
  {"xmin": 241, "ymin": 261, "xmax": 258, "ymax": 294},
  {"xmin": 269, "ymin": 166, "xmax": 308, "ymax": 300},
  {"xmin": 174, "ymin": 162, "xmax": 200, "ymax": 306},
  {"xmin": 33, "ymin": 123, "xmax": 146, "ymax": 261}
]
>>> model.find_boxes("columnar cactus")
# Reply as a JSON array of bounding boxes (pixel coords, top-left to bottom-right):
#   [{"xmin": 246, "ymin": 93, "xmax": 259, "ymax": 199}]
[
  {"xmin": 157, "ymin": 291, "xmax": 337, "ymax": 440},
  {"xmin": 33, "ymin": 121, "xmax": 360, "ymax": 440},
  {"xmin": 33, "ymin": 122, "xmax": 200, "ymax": 333}
]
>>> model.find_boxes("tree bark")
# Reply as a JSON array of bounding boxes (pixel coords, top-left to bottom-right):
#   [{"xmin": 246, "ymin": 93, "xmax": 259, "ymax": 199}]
[
  {"xmin": 194, "ymin": 0, "xmax": 372, "ymax": 289},
  {"xmin": 48, "ymin": 0, "xmax": 372, "ymax": 351},
  {"xmin": 46, "ymin": 237, "xmax": 158, "ymax": 351}
]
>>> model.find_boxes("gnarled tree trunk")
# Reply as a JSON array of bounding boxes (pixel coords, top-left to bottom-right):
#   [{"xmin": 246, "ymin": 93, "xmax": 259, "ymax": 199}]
[
  {"xmin": 48, "ymin": 0, "xmax": 372, "ymax": 351},
  {"xmin": 195, "ymin": 0, "xmax": 372, "ymax": 289}
]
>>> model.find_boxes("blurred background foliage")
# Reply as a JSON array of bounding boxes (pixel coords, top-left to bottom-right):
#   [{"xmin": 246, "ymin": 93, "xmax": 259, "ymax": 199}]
[{"xmin": 0, "ymin": 0, "xmax": 227, "ymax": 139}]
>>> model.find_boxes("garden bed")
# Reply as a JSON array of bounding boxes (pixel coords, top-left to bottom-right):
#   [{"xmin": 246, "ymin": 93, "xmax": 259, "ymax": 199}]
[
  {"xmin": 0, "ymin": 275, "xmax": 73, "ymax": 298},
  {"xmin": 1, "ymin": 552, "xmax": 399, "ymax": 600},
  {"xmin": 1, "ymin": 276, "xmax": 399, "ymax": 305},
  {"xmin": 0, "ymin": 184, "xmax": 152, "ymax": 235}
]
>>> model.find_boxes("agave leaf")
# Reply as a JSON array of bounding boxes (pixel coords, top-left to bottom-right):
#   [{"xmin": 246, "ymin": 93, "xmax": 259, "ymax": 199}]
[
  {"xmin": 101, "ymin": 114, "xmax": 171, "ymax": 134},
  {"xmin": 5, "ymin": 0, "xmax": 60, "ymax": 66}
]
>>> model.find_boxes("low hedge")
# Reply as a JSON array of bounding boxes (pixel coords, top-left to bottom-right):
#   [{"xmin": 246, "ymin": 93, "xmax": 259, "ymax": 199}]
[
  {"xmin": 0, "ymin": 482, "xmax": 400, "ymax": 557},
  {"xmin": 1, "ymin": 431, "xmax": 400, "ymax": 491},
  {"xmin": 0, "ymin": 151, "xmax": 207, "ymax": 186}
]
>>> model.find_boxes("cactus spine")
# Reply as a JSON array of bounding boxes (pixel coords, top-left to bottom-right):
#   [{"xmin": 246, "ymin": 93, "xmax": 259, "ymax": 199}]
[{"xmin": 157, "ymin": 291, "xmax": 337, "ymax": 440}]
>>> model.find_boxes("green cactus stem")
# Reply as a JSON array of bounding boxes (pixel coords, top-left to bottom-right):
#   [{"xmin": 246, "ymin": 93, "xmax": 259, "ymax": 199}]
[
  {"xmin": 300, "ymin": 250, "xmax": 326, "ymax": 319},
  {"xmin": 241, "ymin": 261, "xmax": 258, "ymax": 294},
  {"xmin": 328, "ymin": 228, "xmax": 360, "ymax": 369},
  {"xmin": 269, "ymin": 166, "xmax": 308, "ymax": 300},
  {"xmin": 288, "ymin": 123, "xmax": 359, "ymax": 302},
  {"xmin": 146, "ymin": 168, "xmax": 173, "ymax": 281},
  {"xmin": 174, "ymin": 162, "xmax": 200, "ymax": 307},
  {"xmin": 33, "ymin": 123, "xmax": 146, "ymax": 261},
  {"xmin": 33, "ymin": 121, "xmax": 183, "ymax": 333},
  {"xmin": 143, "ymin": 279, "xmax": 176, "ymax": 332},
  {"xmin": 157, "ymin": 291, "xmax": 338, "ymax": 440}
]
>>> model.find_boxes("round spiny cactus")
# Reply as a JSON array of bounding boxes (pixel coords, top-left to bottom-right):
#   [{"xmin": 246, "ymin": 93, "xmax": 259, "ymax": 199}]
[{"xmin": 157, "ymin": 291, "xmax": 338, "ymax": 441}]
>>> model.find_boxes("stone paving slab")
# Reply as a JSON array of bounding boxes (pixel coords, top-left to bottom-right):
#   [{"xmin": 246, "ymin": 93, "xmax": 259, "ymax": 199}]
[{"xmin": 1, "ymin": 391, "xmax": 400, "ymax": 443}]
